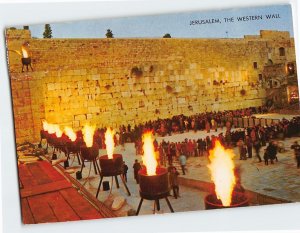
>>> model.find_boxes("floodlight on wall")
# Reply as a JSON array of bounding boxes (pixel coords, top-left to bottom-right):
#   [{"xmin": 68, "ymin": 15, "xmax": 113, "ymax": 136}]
[{"xmin": 287, "ymin": 63, "xmax": 295, "ymax": 76}]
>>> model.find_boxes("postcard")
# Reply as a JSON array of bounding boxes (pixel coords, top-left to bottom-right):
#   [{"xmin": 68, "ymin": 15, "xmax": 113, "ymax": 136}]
[{"xmin": 5, "ymin": 4, "xmax": 300, "ymax": 224}]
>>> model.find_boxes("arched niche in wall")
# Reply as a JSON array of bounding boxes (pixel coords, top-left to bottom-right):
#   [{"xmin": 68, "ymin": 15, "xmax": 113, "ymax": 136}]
[{"xmin": 279, "ymin": 47, "xmax": 285, "ymax": 56}]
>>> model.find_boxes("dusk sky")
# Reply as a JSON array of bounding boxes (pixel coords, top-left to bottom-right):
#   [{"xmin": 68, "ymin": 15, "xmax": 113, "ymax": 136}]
[{"xmin": 14, "ymin": 4, "xmax": 294, "ymax": 39}]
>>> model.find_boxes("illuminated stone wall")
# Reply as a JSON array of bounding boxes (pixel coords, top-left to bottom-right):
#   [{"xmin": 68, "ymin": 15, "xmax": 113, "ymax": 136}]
[{"xmin": 6, "ymin": 29, "xmax": 296, "ymax": 142}]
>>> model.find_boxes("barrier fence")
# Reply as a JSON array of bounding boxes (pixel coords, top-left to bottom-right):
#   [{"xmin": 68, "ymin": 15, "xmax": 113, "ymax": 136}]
[{"xmin": 225, "ymin": 117, "xmax": 281, "ymax": 129}]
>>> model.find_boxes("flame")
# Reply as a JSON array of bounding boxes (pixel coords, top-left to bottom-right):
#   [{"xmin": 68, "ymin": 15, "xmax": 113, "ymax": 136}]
[
  {"xmin": 105, "ymin": 128, "xmax": 115, "ymax": 159},
  {"xmin": 54, "ymin": 125, "xmax": 63, "ymax": 138},
  {"xmin": 42, "ymin": 120, "xmax": 62, "ymax": 137},
  {"xmin": 42, "ymin": 120, "xmax": 49, "ymax": 131},
  {"xmin": 21, "ymin": 46, "xmax": 29, "ymax": 58},
  {"xmin": 207, "ymin": 141, "xmax": 236, "ymax": 207},
  {"xmin": 142, "ymin": 131, "xmax": 157, "ymax": 176},
  {"xmin": 82, "ymin": 124, "xmax": 96, "ymax": 148},
  {"xmin": 64, "ymin": 126, "xmax": 77, "ymax": 142}
]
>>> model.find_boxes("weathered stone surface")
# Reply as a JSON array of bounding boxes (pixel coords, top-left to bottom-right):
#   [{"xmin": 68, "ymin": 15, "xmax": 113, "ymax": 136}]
[{"xmin": 6, "ymin": 29, "xmax": 296, "ymax": 143}]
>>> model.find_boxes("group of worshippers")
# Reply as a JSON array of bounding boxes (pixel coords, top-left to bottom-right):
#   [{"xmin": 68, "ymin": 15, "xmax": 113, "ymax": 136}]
[
  {"xmin": 154, "ymin": 116, "xmax": 300, "ymax": 167},
  {"xmin": 116, "ymin": 106, "xmax": 268, "ymax": 143}
]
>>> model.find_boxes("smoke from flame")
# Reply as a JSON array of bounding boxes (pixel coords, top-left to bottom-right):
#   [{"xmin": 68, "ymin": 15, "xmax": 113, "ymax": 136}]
[
  {"xmin": 105, "ymin": 128, "xmax": 115, "ymax": 159},
  {"xmin": 82, "ymin": 124, "xmax": 96, "ymax": 148},
  {"xmin": 207, "ymin": 141, "xmax": 236, "ymax": 207},
  {"xmin": 64, "ymin": 126, "xmax": 77, "ymax": 142},
  {"xmin": 142, "ymin": 131, "xmax": 157, "ymax": 176}
]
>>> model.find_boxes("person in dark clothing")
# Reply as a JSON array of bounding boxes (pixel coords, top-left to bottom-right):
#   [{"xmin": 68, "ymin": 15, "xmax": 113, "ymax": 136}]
[
  {"xmin": 265, "ymin": 142, "xmax": 277, "ymax": 165},
  {"xmin": 264, "ymin": 150, "xmax": 269, "ymax": 165},
  {"xmin": 291, "ymin": 141, "xmax": 300, "ymax": 168},
  {"xmin": 225, "ymin": 130, "xmax": 231, "ymax": 147},
  {"xmin": 170, "ymin": 143, "xmax": 176, "ymax": 159},
  {"xmin": 133, "ymin": 159, "xmax": 141, "ymax": 184},
  {"xmin": 122, "ymin": 162, "xmax": 128, "ymax": 182},
  {"xmin": 253, "ymin": 139, "xmax": 262, "ymax": 162},
  {"xmin": 167, "ymin": 153, "xmax": 173, "ymax": 166},
  {"xmin": 245, "ymin": 136, "xmax": 253, "ymax": 158},
  {"xmin": 169, "ymin": 167, "xmax": 180, "ymax": 198}
]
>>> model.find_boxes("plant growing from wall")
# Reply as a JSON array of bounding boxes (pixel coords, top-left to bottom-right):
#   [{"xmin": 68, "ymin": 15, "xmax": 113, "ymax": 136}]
[
  {"xmin": 105, "ymin": 84, "xmax": 111, "ymax": 90},
  {"xmin": 240, "ymin": 89, "xmax": 246, "ymax": 96},
  {"xmin": 165, "ymin": 85, "xmax": 173, "ymax": 93},
  {"xmin": 105, "ymin": 29, "xmax": 114, "ymax": 38},
  {"xmin": 43, "ymin": 24, "xmax": 53, "ymax": 38},
  {"xmin": 213, "ymin": 80, "xmax": 220, "ymax": 85},
  {"xmin": 131, "ymin": 66, "xmax": 143, "ymax": 78}
]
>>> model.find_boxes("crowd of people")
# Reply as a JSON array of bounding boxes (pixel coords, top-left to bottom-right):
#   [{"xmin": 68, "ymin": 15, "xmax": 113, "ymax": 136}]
[
  {"xmin": 44, "ymin": 105, "xmax": 300, "ymax": 200},
  {"xmin": 109, "ymin": 108, "xmax": 300, "ymax": 200},
  {"xmin": 88, "ymin": 106, "xmax": 300, "ymax": 171},
  {"xmin": 116, "ymin": 106, "xmax": 269, "ymax": 144},
  {"xmin": 153, "ymin": 116, "xmax": 300, "ymax": 168},
  {"xmin": 58, "ymin": 106, "xmax": 300, "ymax": 184}
]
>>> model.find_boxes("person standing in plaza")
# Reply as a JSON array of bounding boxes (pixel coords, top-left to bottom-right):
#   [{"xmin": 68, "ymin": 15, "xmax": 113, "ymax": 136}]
[
  {"xmin": 133, "ymin": 159, "xmax": 141, "ymax": 184},
  {"xmin": 186, "ymin": 139, "xmax": 193, "ymax": 157},
  {"xmin": 245, "ymin": 135, "xmax": 253, "ymax": 158},
  {"xmin": 179, "ymin": 151, "xmax": 187, "ymax": 175},
  {"xmin": 225, "ymin": 129, "xmax": 232, "ymax": 148},
  {"xmin": 206, "ymin": 136, "xmax": 212, "ymax": 153},
  {"xmin": 291, "ymin": 141, "xmax": 300, "ymax": 168},
  {"xmin": 237, "ymin": 138, "xmax": 246, "ymax": 160},
  {"xmin": 253, "ymin": 139, "xmax": 262, "ymax": 162},
  {"xmin": 122, "ymin": 161, "xmax": 128, "ymax": 182},
  {"xmin": 197, "ymin": 138, "xmax": 204, "ymax": 156},
  {"xmin": 193, "ymin": 139, "xmax": 198, "ymax": 157},
  {"xmin": 211, "ymin": 118, "xmax": 217, "ymax": 132},
  {"xmin": 264, "ymin": 141, "xmax": 277, "ymax": 165},
  {"xmin": 205, "ymin": 120, "xmax": 211, "ymax": 133},
  {"xmin": 169, "ymin": 167, "xmax": 180, "ymax": 199}
]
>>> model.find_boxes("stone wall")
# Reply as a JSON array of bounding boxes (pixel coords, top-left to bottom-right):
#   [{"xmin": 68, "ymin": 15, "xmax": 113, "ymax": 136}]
[{"xmin": 6, "ymin": 29, "xmax": 296, "ymax": 143}]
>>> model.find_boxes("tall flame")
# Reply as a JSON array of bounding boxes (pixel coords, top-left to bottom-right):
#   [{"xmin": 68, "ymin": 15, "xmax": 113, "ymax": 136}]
[
  {"xmin": 42, "ymin": 120, "xmax": 49, "ymax": 131},
  {"xmin": 207, "ymin": 141, "xmax": 236, "ymax": 207},
  {"xmin": 54, "ymin": 125, "xmax": 63, "ymax": 138},
  {"xmin": 64, "ymin": 126, "xmax": 77, "ymax": 142},
  {"xmin": 82, "ymin": 124, "xmax": 96, "ymax": 148},
  {"xmin": 42, "ymin": 120, "xmax": 62, "ymax": 137},
  {"xmin": 105, "ymin": 128, "xmax": 115, "ymax": 159},
  {"xmin": 21, "ymin": 46, "xmax": 29, "ymax": 58},
  {"xmin": 142, "ymin": 132, "xmax": 157, "ymax": 176}
]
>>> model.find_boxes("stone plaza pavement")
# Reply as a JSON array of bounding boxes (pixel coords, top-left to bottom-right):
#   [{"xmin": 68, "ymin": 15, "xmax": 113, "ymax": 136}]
[
  {"xmin": 180, "ymin": 135, "xmax": 300, "ymax": 203},
  {"xmin": 64, "ymin": 143, "xmax": 208, "ymax": 217},
  {"xmin": 61, "ymin": 137, "xmax": 300, "ymax": 217},
  {"xmin": 50, "ymin": 120, "xmax": 300, "ymax": 217}
]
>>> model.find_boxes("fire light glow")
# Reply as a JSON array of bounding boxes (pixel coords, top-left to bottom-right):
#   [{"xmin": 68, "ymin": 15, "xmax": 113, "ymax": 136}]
[
  {"xmin": 82, "ymin": 124, "xmax": 96, "ymax": 148},
  {"xmin": 64, "ymin": 126, "xmax": 77, "ymax": 142},
  {"xmin": 207, "ymin": 141, "xmax": 236, "ymax": 207},
  {"xmin": 142, "ymin": 132, "xmax": 157, "ymax": 176},
  {"xmin": 42, "ymin": 120, "xmax": 63, "ymax": 138},
  {"xmin": 54, "ymin": 125, "xmax": 63, "ymax": 138},
  {"xmin": 105, "ymin": 128, "xmax": 115, "ymax": 159}
]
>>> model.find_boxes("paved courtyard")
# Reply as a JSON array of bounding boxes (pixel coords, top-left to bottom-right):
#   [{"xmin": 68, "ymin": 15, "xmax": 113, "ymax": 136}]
[
  {"xmin": 47, "ymin": 114, "xmax": 300, "ymax": 216},
  {"xmin": 57, "ymin": 143, "xmax": 208, "ymax": 217},
  {"xmin": 180, "ymin": 135, "xmax": 300, "ymax": 203}
]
